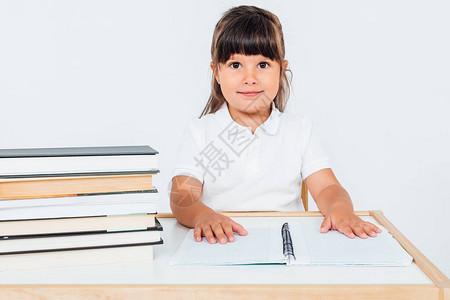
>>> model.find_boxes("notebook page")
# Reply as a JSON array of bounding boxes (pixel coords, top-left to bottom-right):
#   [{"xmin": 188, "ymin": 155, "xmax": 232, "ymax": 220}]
[
  {"xmin": 300, "ymin": 222, "xmax": 412, "ymax": 266},
  {"xmin": 288, "ymin": 221, "xmax": 312, "ymax": 265},
  {"xmin": 170, "ymin": 226, "xmax": 281, "ymax": 265}
]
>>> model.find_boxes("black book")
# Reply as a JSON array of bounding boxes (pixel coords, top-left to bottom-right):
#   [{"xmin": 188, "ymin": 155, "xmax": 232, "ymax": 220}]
[{"xmin": 0, "ymin": 219, "xmax": 163, "ymax": 255}]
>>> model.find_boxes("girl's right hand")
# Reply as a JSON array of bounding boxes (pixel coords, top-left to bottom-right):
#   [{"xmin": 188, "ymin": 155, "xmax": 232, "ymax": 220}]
[{"xmin": 193, "ymin": 212, "xmax": 248, "ymax": 244}]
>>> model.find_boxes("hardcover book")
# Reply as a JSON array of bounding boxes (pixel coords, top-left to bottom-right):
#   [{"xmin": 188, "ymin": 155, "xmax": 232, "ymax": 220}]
[
  {"xmin": 0, "ymin": 214, "xmax": 158, "ymax": 237},
  {"xmin": 0, "ymin": 244, "xmax": 157, "ymax": 271},
  {"xmin": 0, "ymin": 222, "xmax": 163, "ymax": 255},
  {"xmin": 0, "ymin": 173, "xmax": 154, "ymax": 200},
  {"xmin": 0, "ymin": 145, "xmax": 159, "ymax": 176},
  {"xmin": 0, "ymin": 190, "xmax": 158, "ymax": 220}
]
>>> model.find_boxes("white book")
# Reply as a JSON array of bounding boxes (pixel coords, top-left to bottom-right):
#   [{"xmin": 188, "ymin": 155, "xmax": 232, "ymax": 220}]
[
  {"xmin": 0, "ymin": 192, "xmax": 158, "ymax": 220},
  {"xmin": 170, "ymin": 220, "xmax": 412, "ymax": 266},
  {"xmin": 1, "ymin": 214, "xmax": 157, "ymax": 237},
  {"xmin": 0, "ymin": 245, "xmax": 155, "ymax": 271},
  {"xmin": 0, "ymin": 146, "xmax": 158, "ymax": 176}
]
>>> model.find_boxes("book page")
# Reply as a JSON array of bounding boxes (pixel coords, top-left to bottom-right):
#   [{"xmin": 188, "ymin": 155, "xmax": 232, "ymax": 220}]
[
  {"xmin": 286, "ymin": 221, "xmax": 311, "ymax": 265},
  {"xmin": 300, "ymin": 222, "xmax": 412, "ymax": 266},
  {"xmin": 170, "ymin": 226, "xmax": 282, "ymax": 265}
]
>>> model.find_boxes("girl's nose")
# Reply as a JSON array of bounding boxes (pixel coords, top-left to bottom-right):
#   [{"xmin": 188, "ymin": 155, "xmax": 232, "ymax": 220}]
[{"xmin": 243, "ymin": 69, "xmax": 257, "ymax": 85}]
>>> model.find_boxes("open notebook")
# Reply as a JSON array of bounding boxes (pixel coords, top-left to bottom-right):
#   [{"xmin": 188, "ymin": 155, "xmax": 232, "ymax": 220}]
[{"xmin": 170, "ymin": 219, "xmax": 412, "ymax": 266}]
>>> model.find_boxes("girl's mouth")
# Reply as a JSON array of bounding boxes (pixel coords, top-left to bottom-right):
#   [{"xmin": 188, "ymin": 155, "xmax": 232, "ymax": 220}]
[{"xmin": 238, "ymin": 91, "xmax": 263, "ymax": 98}]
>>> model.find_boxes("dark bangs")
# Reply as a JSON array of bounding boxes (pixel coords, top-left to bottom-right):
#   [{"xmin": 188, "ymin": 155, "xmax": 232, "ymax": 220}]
[{"xmin": 215, "ymin": 14, "xmax": 283, "ymax": 64}]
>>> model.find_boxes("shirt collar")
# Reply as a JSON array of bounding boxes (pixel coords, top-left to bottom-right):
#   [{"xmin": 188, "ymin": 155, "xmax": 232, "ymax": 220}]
[{"xmin": 214, "ymin": 102, "xmax": 281, "ymax": 136}]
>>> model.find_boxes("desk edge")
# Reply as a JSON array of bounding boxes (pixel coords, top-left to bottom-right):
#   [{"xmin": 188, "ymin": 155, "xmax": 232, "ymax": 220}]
[{"xmin": 370, "ymin": 210, "xmax": 449, "ymax": 299}]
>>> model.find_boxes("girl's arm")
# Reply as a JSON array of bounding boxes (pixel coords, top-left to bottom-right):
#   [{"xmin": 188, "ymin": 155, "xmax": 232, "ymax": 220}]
[
  {"xmin": 170, "ymin": 175, "xmax": 247, "ymax": 244},
  {"xmin": 304, "ymin": 168, "xmax": 382, "ymax": 239}
]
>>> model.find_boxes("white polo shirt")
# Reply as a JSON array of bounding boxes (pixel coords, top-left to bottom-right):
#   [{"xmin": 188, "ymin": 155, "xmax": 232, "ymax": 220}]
[{"xmin": 171, "ymin": 102, "xmax": 331, "ymax": 212}]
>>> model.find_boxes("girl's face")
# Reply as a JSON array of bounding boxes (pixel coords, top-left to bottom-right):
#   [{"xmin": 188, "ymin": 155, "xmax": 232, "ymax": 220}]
[{"xmin": 211, "ymin": 54, "xmax": 287, "ymax": 115}]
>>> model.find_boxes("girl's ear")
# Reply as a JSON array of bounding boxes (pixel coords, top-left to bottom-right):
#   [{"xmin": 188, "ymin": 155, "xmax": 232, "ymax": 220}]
[
  {"xmin": 283, "ymin": 60, "xmax": 288, "ymax": 70},
  {"xmin": 210, "ymin": 62, "xmax": 220, "ymax": 84}
]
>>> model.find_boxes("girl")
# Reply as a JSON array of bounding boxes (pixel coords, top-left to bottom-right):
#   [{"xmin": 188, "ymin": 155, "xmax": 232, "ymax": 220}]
[{"xmin": 170, "ymin": 5, "xmax": 381, "ymax": 244}]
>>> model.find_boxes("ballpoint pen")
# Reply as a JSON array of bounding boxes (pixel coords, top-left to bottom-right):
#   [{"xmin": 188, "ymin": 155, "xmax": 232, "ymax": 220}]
[{"xmin": 281, "ymin": 222, "xmax": 295, "ymax": 266}]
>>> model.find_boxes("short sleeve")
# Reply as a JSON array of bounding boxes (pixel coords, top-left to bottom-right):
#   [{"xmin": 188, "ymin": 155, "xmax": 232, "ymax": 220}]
[
  {"xmin": 300, "ymin": 118, "xmax": 332, "ymax": 180},
  {"xmin": 171, "ymin": 119, "xmax": 205, "ymax": 184}
]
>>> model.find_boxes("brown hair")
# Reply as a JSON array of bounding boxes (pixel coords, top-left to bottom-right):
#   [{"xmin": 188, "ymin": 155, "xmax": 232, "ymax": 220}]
[{"xmin": 200, "ymin": 5, "xmax": 292, "ymax": 118}]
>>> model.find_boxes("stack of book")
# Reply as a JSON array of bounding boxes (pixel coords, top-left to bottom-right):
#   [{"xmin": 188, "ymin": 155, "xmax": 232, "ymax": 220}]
[{"xmin": 0, "ymin": 145, "xmax": 162, "ymax": 271}]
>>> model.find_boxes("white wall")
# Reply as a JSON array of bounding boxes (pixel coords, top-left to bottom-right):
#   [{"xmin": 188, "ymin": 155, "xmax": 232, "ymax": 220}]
[{"xmin": 1, "ymin": 0, "xmax": 449, "ymax": 278}]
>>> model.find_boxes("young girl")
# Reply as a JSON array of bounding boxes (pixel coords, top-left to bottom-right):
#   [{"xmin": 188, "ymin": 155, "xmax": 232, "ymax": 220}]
[{"xmin": 170, "ymin": 5, "xmax": 381, "ymax": 244}]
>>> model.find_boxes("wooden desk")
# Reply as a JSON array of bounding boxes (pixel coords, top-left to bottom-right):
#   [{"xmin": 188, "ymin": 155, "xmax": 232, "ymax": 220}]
[{"xmin": 0, "ymin": 211, "xmax": 448, "ymax": 299}]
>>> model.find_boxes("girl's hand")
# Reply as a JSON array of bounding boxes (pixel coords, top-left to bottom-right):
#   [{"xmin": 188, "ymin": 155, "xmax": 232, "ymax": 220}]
[
  {"xmin": 193, "ymin": 212, "xmax": 248, "ymax": 244},
  {"xmin": 320, "ymin": 207, "xmax": 382, "ymax": 239}
]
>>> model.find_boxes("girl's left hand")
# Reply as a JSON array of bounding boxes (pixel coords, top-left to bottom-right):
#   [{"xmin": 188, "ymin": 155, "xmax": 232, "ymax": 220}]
[{"xmin": 320, "ymin": 207, "xmax": 382, "ymax": 239}]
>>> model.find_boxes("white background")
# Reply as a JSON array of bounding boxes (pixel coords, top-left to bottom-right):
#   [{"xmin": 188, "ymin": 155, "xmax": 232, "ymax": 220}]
[{"xmin": 1, "ymin": 0, "xmax": 449, "ymax": 278}]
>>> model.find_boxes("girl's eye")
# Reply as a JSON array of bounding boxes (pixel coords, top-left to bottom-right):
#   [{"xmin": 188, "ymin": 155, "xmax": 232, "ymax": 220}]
[
  {"xmin": 259, "ymin": 62, "xmax": 269, "ymax": 68},
  {"xmin": 230, "ymin": 62, "xmax": 241, "ymax": 69}
]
